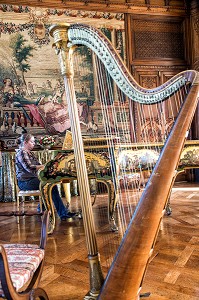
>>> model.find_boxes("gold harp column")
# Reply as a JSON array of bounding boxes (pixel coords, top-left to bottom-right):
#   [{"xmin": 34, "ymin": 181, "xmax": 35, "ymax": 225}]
[{"xmin": 50, "ymin": 24, "xmax": 104, "ymax": 300}]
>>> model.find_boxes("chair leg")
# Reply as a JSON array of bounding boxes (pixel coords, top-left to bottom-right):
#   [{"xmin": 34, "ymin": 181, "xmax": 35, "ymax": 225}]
[
  {"xmin": 62, "ymin": 182, "xmax": 71, "ymax": 207},
  {"xmin": 17, "ymin": 195, "xmax": 19, "ymax": 210},
  {"xmin": 39, "ymin": 196, "xmax": 43, "ymax": 212},
  {"xmin": 22, "ymin": 196, "xmax": 25, "ymax": 213},
  {"xmin": 16, "ymin": 195, "xmax": 21, "ymax": 224}
]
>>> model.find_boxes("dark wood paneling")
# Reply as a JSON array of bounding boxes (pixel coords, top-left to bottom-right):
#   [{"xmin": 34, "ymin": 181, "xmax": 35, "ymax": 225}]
[{"xmin": 125, "ymin": 14, "xmax": 189, "ymax": 88}]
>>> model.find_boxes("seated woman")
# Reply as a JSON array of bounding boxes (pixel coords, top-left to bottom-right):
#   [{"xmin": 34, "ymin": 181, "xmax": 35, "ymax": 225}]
[{"xmin": 15, "ymin": 133, "xmax": 76, "ymax": 220}]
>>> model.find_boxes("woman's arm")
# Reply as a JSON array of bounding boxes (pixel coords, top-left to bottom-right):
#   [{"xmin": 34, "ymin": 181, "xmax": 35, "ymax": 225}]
[
  {"xmin": 36, "ymin": 165, "xmax": 44, "ymax": 171},
  {"xmin": 17, "ymin": 150, "xmax": 39, "ymax": 174}
]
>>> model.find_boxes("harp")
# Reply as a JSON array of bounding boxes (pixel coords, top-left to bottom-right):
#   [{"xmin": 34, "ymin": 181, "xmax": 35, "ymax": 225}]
[{"xmin": 49, "ymin": 23, "xmax": 199, "ymax": 300}]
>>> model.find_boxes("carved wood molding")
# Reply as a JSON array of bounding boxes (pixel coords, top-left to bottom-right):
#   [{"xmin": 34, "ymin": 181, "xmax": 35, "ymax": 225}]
[
  {"xmin": 0, "ymin": 4, "xmax": 124, "ymax": 24},
  {"xmin": 0, "ymin": 1, "xmax": 187, "ymax": 16},
  {"xmin": 193, "ymin": 58, "xmax": 199, "ymax": 71},
  {"xmin": 133, "ymin": 65, "xmax": 185, "ymax": 70},
  {"xmin": 193, "ymin": 15, "xmax": 199, "ymax": 35}
]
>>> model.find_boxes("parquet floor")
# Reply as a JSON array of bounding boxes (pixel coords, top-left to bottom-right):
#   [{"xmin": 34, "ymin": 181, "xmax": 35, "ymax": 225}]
[{"xmin": 0, "ymin": 181, "xmax": 199, "ymax": 299}]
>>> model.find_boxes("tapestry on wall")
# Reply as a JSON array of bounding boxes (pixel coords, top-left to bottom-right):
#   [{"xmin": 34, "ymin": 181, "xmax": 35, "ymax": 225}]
[{"xmin": 0, "ymin": 5, "xmax": 125, "ymax": 149}]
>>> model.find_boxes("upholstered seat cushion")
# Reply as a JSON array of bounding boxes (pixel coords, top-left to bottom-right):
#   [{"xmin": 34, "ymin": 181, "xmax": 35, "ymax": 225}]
[{"xmin": 0, "ymin": 244, "xmax": 44, "ymax": 295}]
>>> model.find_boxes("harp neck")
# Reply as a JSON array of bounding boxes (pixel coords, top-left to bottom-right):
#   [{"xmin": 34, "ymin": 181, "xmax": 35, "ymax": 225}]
[{"xmin": 67, "ymin": 23, "xmax": 197, "ymax": 103}]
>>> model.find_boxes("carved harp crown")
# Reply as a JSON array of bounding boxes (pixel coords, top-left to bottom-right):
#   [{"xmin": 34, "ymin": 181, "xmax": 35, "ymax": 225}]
[{"xmin": 50, "ymin": 23, "xmax": 199, "ymax": 300}]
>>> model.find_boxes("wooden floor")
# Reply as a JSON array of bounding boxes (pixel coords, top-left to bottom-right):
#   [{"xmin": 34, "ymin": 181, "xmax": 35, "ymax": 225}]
[{"xmin": 0, "ymin": 181, "xmax": 199, "ymax": 299}]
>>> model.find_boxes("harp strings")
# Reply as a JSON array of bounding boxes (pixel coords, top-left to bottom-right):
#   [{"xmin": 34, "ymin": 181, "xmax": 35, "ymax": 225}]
[
  {"xmin": 94, "ymin": 54, "xmax": 142, "ymax": 236},
  {"xmin": 92, "ymin": 55, "xmax": 188, "ymax": 271},
  {"xmin": 72, "ymin": 40, "xmax": 189, "ymax": 272}
]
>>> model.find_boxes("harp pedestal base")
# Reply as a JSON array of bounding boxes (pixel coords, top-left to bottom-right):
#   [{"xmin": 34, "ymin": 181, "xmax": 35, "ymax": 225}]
[
  {"xmin": 140, "ymin": 292, "xmax": 151, "ymax": 298},
  {"xmin": 84, "ymin": 292, "xmax": 99, "ymax": 300},
  {"xmin": 85, "ymin": 254, "xmax": 104, "ymax": 300},
  {"xmin": 110, "ymin": 216, "xmax": 118, "ymax": 232},
  {"xmin": 165, "ymin": 203, "xmax": 172, "ymax": 215}
]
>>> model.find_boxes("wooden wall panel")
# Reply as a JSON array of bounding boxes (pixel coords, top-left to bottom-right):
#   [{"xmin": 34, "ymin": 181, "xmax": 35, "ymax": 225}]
[
  {"xmin": 134, "ymin": 70, "xmax": 160, "ymax": 88},
  {"xmin": 128, "ymin": 15, "xmax": 186, "ymax": 63},
  {"xmin": 125, "ymin": 5, "xmax": 198, "ymax": 181},
  {"xmin": 125, "ymin": 14, "xmax": 188, "ymax": 87},
  {"xmin": 133, "ymin": 68, "xmax": 182, "ymax": 88}
]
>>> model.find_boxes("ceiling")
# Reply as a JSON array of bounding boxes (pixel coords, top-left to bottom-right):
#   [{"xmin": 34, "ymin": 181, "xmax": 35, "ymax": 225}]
[
  {"xmin": 0, "ymin": 0, "xmax": 187, "ymax": 15},
  {"xmin": 0, "ymin": 0, "xmax": 189, "ymax": 30}
]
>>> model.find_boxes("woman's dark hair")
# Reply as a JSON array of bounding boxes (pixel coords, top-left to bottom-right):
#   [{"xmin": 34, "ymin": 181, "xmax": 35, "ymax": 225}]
[{"xmin": 16, "ymin": 133, "xmax": 33, "ymax": 147}]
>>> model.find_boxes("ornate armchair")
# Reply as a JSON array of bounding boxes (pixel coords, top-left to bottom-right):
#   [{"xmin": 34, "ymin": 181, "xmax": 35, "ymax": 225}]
[{"xmin": 0, "ymin": 211, "xmax": 49, "ymax": 300}]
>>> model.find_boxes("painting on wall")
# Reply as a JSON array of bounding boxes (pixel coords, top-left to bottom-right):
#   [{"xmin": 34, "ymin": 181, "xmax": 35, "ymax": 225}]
[{"xmin": 0, "ymin": 5, "xmax": 125, "ymax": 149}]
